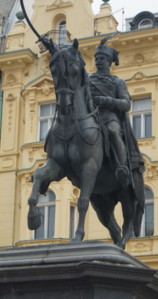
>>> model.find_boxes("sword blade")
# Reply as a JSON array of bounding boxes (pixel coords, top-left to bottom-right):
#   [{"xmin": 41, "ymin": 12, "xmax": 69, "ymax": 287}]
[{"xmin": 20, "ymin": 0, "xmax": 41, "ymax": 39}]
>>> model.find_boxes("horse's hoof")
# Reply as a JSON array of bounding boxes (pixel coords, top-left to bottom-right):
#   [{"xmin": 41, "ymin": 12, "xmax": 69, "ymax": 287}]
[
  {"xmin": 28, "ymin": 210, "xmax": 41, "ymax": 230},
  {"xmin": 116, "ymin": 241, "xmax": 126, "ymax": 250},
  {"xmin": 72, "ymin": 231, "xmax": 84, "ymax": 243},
  {"xmin": 71, "ymin": 237, "xmax": 82, "ymax": 243}
]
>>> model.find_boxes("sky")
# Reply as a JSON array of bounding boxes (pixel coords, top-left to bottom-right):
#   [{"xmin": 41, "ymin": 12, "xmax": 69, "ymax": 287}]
[{"xmin": 92, "ymin": 0, "xmax": 158, "ymax": 31}]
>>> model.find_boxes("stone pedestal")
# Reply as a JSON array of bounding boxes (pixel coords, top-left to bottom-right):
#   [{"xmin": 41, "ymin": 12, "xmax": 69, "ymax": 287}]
[{"xmin": 0, "ymin": 241, "xmax": 158, "ymax": 298}]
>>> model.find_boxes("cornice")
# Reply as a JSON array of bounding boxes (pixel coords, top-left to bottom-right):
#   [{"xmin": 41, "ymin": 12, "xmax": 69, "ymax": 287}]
[
  {"xmin": 78, "ymin": 27, "xmax": 158, "ymax": 52},
  {"xmin": 24, "ymin": 73, "xmax": 52, "ymax": 88},
  {"xmin": 126, "ymin": 73, "xmax": 158, "ymax": 82},
  {"xmin": 0, "ymin": 49, "xmax": 37, "ymax": 69},
  {"xmin": 108, "ymin": 27, "xmax": 158, "ymax": 49},
  {"xmin": 20, "ymin": 141, "xmax": 44, "ymax": 152},
  {"xmin": 21, "ymin": 74, "xmax": 54, "ymax": 98},
  {"xmin": 15, "ymin": 238, "xmax": 70, "ymax": 248}
]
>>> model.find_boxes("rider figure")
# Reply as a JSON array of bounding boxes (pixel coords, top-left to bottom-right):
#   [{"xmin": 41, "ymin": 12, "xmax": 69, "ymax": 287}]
[{"xmin": 89, "ymin": 38, "xmax": 142, "ymax": 187}]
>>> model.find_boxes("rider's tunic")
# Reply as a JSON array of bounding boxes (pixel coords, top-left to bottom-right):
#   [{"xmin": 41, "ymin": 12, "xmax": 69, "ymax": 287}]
[
  {"xmin": 89, "ymin": 72, "xmax": 145, "ymax": 174},
  {"xmin": 89, "ymin": 73, "xmax": 130, "ymax": 124}
]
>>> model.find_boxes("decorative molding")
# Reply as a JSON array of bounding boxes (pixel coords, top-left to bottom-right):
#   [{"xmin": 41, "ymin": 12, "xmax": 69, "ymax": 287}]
[
  {"xmin": 134, "ymin": 53, "xmax": 144, "ymax": 64},
  {"xmin": 0, "ymin": 49, "xmax": 37, "ymax": 70},
  {"xmin": 41, "ymin": 80, "xmax": 53, "ymax": 96},
  {"xmin": 0, "ymin": 156, "xmax": 16, "ymax": 170},
  {"xmin": 144, "ymin": 164, "xmax": 158, "ymax": 180},
  {"xmin": 133, "ymin": 87, "xmax": 146, "ymax": 94},
  {"xmin": 28, "ymin": 147, "xmax": 46, "ymax": 162},
  {"xmin": 127, "ymin": 239, "xmax": 153, "ymax": 254},
  {"xmin": 134, "ymin": 72, "xmax": 145, "ymax": 80},
  {"xmin": 40, "ymin": 149, "xmax": 47, "ymax": 159},
  {"xmin": 16, "ymin": 159, "xmax": 45, "ymax": 179},
  {"xmin": 5, "ymin": 74, "xmax": 17, "ymax": 86},
  {"xmin": 46, "ymin": 0, "xmax": 73, "ymax": 10},
  {"xmin": 123, "ymin": 50, "xmax": 157, "ymax": 67},
  {"xmin": 142, "ymin": 154, "xmax": 158, "ymax": 180},
  {"xmin": 71, "ymin": 187, "xmax": 80, "ymax": 200},
  {"xmin": 138, "ymin": 138, "xmax": 155, "ymax": 148},
  {"xmin": 1, "ymin": 158, "xmax": 14, "ymax": 168},
  {"xmin": 6, "ymin": 93, "xmax": 16, "ymax": 102},
  {"xmin": 23, "ymin": 76, "xmax": 54, "ymax": 99}
]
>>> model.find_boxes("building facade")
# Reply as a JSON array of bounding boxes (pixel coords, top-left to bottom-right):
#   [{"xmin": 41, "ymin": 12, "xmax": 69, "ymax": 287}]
[{"xmin": 0, "ymin": 0, "xmax": 158, "ymax": 269}]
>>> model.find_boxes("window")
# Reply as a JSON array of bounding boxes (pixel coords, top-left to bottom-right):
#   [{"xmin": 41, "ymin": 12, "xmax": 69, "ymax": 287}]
[
  {"xmin": 38, "ymin": 103, "xmax": 55, "ymax": 141},
  {"xmin": 34, "ymin": 190, "xmax": 56, "ymax": 239},
  {"xmin": 140, "ymin": 187, "xmax": 154, "ymax": 237},
  {"xmin": 138, "ymin": 19, "xmax": 153, "ymax": 29},
  {"xmin": 131, "ymin": 98, "xmax": 152, "ymax": 138},
  {"xmin": 69, "ymin": 205, "xmax": 76, "ymax": 239},
  {"xmin": 56, "ymin": 20, "xmax": 66, "ymax": 45}
]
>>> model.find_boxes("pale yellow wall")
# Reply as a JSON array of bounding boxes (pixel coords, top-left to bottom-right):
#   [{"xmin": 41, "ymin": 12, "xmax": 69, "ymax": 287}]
[{"xmin": 0, "ymin": 172, "xmax": 16, "ymax": 246}]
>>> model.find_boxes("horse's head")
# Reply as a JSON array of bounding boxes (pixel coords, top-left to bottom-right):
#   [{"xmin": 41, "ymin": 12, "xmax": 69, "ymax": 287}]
[{"xmin": 50, "ymin": 39, "xmax": 86, "ymax": 115}]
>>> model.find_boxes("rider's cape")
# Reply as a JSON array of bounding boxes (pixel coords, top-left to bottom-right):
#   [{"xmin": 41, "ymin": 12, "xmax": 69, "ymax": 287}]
[{"xmin": 89, "ymin": 73, "xmax": 145, "ymax": 211}]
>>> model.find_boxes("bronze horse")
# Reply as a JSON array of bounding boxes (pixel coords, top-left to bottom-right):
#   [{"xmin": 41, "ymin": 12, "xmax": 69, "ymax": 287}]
[{"xmin": 28, "ymin": 39, "xmax": 144, "ymax": 249}]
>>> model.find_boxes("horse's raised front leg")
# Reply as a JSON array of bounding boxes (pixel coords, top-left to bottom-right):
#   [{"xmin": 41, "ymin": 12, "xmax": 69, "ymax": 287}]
[
  {"xmin": 28, "ymin": 158, "xmax": 63, "ymax": 230},
  {"xmin": 73, "ymin": 159, "xmax": 98, "ymax": 242}
]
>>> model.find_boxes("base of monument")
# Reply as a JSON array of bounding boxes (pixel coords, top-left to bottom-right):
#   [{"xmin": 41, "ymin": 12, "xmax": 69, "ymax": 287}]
[{"xmin": 0, "ymin": 241, "xmax": 157, "ymax": 298}]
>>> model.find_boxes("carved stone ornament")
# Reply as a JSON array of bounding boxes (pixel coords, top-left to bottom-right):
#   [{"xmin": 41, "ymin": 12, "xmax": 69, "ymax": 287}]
[
  {"xmin": 134, "ymin": 53, "xmax": 144, "ymax": 64},
  {"xmin": 128, "ymin": 240, "xmax": 152, "ymax": 253},
  {"xmin": 47, "ymin": 0, "xmax": 73, "ymax": 9},
  {"xmin": 143, "ymin": 158, "xmax": 158, "ymax": 180},
  {"xmin": 5, "ymin": 74, "xmax": 17, "ymax": 86},
  {"xmin": 6, "ymin": 94, "xmax": 16, "ymax": 101},
  {"xmin": 41, "ymin": 80, "xmax": 53, "ymax": 96},
  {"xmin": 134, "ymin": 72, "xmax": 144, "ymax": 80}
]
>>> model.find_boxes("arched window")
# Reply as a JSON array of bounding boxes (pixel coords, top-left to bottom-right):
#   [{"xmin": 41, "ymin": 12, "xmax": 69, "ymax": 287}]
[
  {"xmin": 69, "ymin": 205, "xmax": 77, "ymax": 239},
  {"xmin": 138, "ymin": 18, "xmax": 153, "ymax": 29},
  {"xmin": 34, "ymin": 190, "xmax": 56, "ymax": 239},
  {"xmin": 56, "ymin": 20, "xmax": 66, "ymax": 45},
  {"xmin": 140, "ymin": 187, "xmax": 154, "ymax": 237}
]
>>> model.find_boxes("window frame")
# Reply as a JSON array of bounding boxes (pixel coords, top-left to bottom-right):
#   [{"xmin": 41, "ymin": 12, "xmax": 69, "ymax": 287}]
[
  {"xmin": 140, "ymin": 187, "xmax": 154, "ymax": 237},
  {"xmin": 33, "ymin": 190, "xmax": 56, "ymax": 240},
  {"xmin": 69, "ymin": 205, "xmax": 77, "ymax": 239},
  {"xmin": 38, "ymin": 102, "xmax": 55, "ymax": 142},
  {"xmin": 138, "ymin": 18, "xmax": 153, "ymax": 29},
  {"xmin": 130, "ymin": 97, "xmax": 152, "ymax": 139},
  {"xmin": 56, "ymin": 19, "xmax": 66, "ymax": 45}
]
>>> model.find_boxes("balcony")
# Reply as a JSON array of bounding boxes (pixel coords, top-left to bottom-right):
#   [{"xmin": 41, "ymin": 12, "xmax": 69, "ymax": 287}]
[{"xmin": 38, "ymin": 30, "xmax": 71, "ymax": 53}]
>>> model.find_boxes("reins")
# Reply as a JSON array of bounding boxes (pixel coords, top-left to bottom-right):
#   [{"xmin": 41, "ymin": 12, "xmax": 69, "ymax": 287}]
[{"xmin": 73, "ymin": 100, "xmax": 101, "ymax": 145}]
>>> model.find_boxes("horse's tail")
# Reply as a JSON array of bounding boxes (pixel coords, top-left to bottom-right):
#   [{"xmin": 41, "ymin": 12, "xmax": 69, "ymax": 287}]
[{"xmin": 133, "ymin": 203, "xmax": 144, "ymax": 237}]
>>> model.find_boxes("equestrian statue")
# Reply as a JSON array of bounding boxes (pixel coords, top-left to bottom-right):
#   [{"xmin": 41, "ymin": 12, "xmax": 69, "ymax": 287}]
[{"xmin": 20, "ymin": 0, "xmax": 145, "ymax": 249}]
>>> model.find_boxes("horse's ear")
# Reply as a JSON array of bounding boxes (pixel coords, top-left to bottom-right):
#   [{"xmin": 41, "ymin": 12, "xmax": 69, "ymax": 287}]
[{"xmin": 73, "ymin": 39, "xmax": 79, "ymax": 50}]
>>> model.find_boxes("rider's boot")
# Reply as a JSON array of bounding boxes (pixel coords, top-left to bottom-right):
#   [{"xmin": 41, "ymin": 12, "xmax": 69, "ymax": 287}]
[{"xmin": 115, "ymin": 165, "xmax": 130, "ymax": 189}]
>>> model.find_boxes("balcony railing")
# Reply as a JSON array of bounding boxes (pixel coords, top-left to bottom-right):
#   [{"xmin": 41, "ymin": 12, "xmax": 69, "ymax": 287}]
[{"xmin": 38, "ymin": 30, "xmax": 71, "ymax": 53}]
